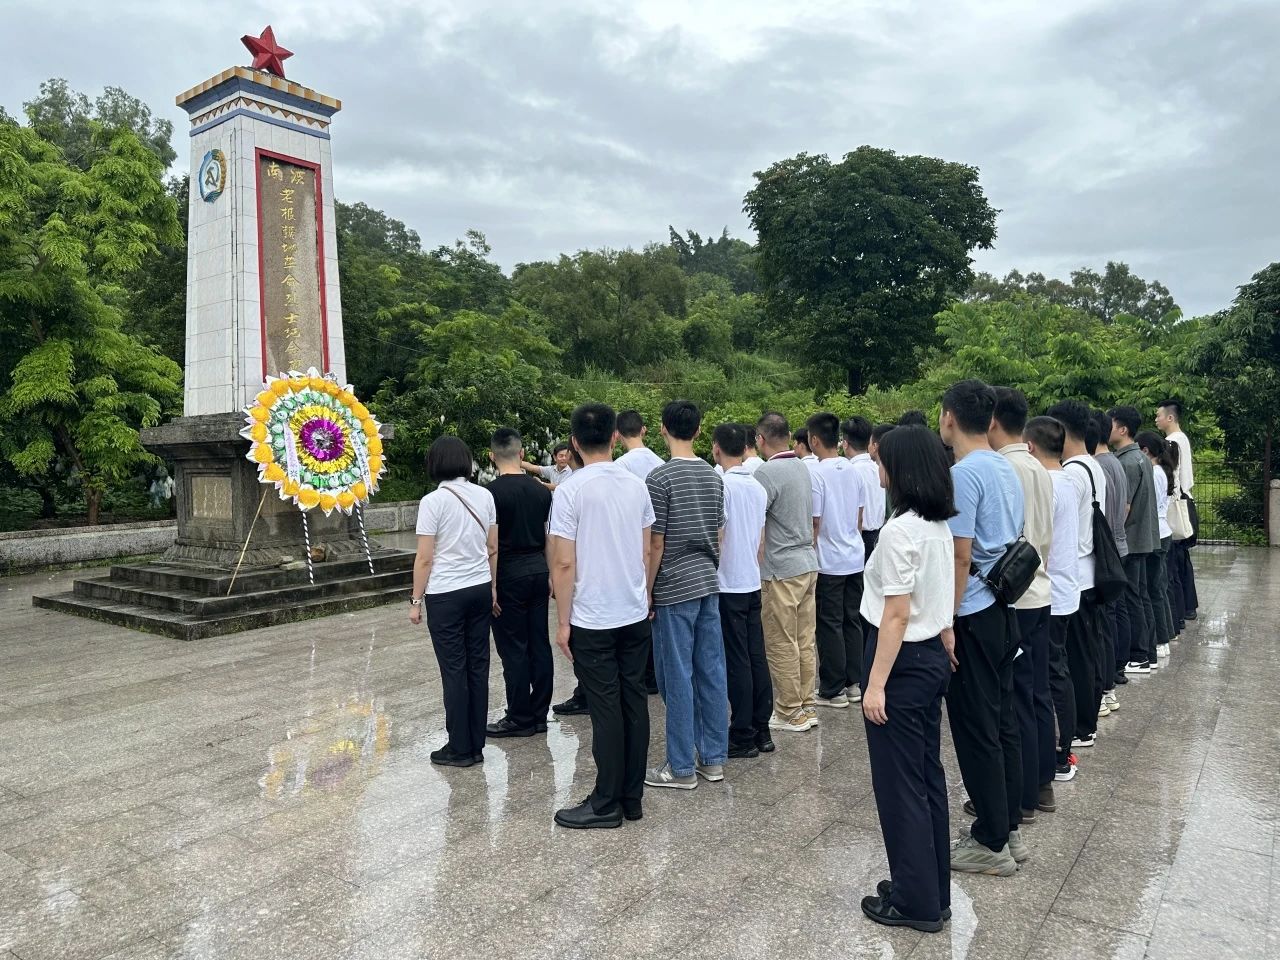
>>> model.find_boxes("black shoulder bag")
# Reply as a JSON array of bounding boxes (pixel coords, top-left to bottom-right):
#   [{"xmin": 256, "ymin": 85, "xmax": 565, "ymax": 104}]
[
  {"xmin": 1064, "ymin": 461, "xmax": 1127, "ymax": 603},
  {"xmin": 971, "ymin": 534, "xmax": 1041, "ymax": 606}
]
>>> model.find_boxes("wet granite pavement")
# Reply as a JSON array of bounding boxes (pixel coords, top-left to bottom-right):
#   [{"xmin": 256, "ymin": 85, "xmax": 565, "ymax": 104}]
[{"xmin": 0, "ymin": 541, "xmax": 1275, "ymax": 960}]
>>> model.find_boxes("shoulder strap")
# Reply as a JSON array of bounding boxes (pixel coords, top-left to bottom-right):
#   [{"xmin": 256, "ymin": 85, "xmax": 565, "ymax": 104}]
[
  {"xmin": 442, "ymin": 485, "xmax": 487, "ymax": 533},
  {"xmin": 1064, "ymin": 460, "xmax": 1099, "ymax": 506}
]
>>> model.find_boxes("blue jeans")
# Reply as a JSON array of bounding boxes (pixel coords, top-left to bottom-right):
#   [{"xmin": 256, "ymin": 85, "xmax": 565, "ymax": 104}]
[{"xmin": 653, "ymin": 595, "xmax": 729, "ymax": 776}]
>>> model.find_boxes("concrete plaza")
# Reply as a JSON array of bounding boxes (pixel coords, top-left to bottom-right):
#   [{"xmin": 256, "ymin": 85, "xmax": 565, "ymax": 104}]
[{"xmin": 0, "ymin": 540, "xmax": 1276, "ymax": 960}]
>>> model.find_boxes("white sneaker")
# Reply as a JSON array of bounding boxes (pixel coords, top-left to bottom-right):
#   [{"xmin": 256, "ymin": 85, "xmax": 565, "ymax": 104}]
[
  {"xmin": 1103, "ymin": 691, "xmax": 1119, "ymax": 711},
  {"xmin": 1098, "ymin": 702, "xmax": 1111, "ymax": 718},
  {"xmin": 768, "ymin": 712, "xmax": 814, "ymax": 733},
  {"xmin": 1150, "ymin": 658, "xmax": 1162, "ymax": 670},
  {"xmin": 805, "ymin": 706, "xmax": 820, "ymax": 726}
]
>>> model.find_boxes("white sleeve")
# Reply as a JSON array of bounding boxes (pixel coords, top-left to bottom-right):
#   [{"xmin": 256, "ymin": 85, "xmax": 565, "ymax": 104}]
[
  {"xmin": 877, "ymin": 523, "xmax": 917, "ymax": 596},
  {"xmin": 415, "ymin": 495, "xmax": 439, "ymax": 536},
  {"xmin": 548, "ymin": 485, "xmax": 578, "ymax": 541}
]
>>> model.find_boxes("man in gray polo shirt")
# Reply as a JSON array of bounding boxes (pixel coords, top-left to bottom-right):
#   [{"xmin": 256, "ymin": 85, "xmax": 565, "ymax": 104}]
[
  {"xmin": 1108, "ymin": 405, "xmax": 1159, "ymax": 674},
  {"xmin": 752, "ymin": 412, "xmax": 821, "ymax": 733},
  {"xmin": 1092, "ymin": 409, "xmax": 1130, "ymax": 689}
]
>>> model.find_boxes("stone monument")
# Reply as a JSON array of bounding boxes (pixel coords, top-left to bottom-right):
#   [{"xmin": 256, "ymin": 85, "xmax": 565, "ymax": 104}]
[{"xmin": 34, "ymin": 28, "xmax": 412, "ymax": 638}]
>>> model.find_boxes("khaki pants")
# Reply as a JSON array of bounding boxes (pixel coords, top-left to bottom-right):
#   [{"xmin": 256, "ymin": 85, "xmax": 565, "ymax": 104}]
[{"xmin": 761, "ymin": 572, "xmax": 818, "ymax": 719}]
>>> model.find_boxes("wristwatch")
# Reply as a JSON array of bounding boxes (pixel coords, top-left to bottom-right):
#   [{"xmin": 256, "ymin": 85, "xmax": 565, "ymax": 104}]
[{"xmin": 409, "ymin": 597, "xmax": 423, "ymax": 607}]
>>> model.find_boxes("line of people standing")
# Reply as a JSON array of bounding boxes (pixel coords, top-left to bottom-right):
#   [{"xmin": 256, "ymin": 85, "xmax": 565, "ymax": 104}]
[{"xmin": 405, "ymin": 387, "xmax": 1200, "ymax": 931}]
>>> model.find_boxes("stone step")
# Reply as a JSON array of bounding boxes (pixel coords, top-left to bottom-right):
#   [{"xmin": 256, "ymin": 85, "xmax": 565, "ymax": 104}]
[
  {"xmin": 32, "ymin": 583, "xmax": 409, "ymax": 642},
  {"xmin": 108, "ymin": 551, "xmax": 414, "ymax": 596},
  {"xmin": 71, "ymin": 568, "xmax": 412, "ymax": 616}
]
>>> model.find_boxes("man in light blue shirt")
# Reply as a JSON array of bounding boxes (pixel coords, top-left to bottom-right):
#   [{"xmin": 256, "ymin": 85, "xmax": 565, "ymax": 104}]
[{"xmin": 939, "ymin": 379, "xmax": 1025, "ymax": 879}]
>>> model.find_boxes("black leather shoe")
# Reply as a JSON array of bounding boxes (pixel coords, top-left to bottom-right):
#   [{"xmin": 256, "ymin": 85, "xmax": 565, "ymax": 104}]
[
  {"xmin": 622, "ymin": 802, "xmax": 643, "ymax": 821},
  {"xmin": 552, "ymin": 696, "xmax": 588, "ymax": 716},
  {"xmin": 430, "ymin": 747, "xmax": 476, "ymax": 768},
  {"xmin": 862, "ymin": 894, "xmax": 944, "ymax": 932},
  {"xmin": 486, "ymin": 717, "xmax": 538, "ymax": 738},
  {"xmin": 554, "ymin": 798, "xmax": 623, "ymax": 830},
  {"xmin": 1185, "ymin": 610, "xmax": 1197, "ymax": 621},
  {"xmin": 728, "ymin": 743, "xmax": 760, "ymax": 759},
  {"xmin": 535, "ymin": 721, "xmax": 548, "ymax": 733},
  {"xmin": 755, "ymin": 735, "xmax": 776, "ymax": 753},
  {"xmin": 874, "ymin": 882, "xmax": 950, "ymax": 922}
]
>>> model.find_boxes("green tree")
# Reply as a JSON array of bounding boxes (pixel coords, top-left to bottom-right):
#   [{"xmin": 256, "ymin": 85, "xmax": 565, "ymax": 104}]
[
  {"xmin": 0, "ymin": 122, "xmax": 183, "ymax": 523},
  {"xmin": 23, "ymin": 78, "xmax": 177, "ymax": 170},
  {"xmin": 668, "ymin": 227, "xmax": 758, "ymax": 293},
  {"xmin": 744, "ymin": 146, "xmax": 998, "ymax": 394},
  {"xmin": 969, "ymin": 261, "xmax": 1179, "ymax": 330},
  {"xmin": 124, "ymin": 174, "xmax": 188, "ymax": 365}
]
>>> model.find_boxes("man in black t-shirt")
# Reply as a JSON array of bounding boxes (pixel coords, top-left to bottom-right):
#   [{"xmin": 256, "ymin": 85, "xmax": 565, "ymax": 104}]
[{"xmin": 486, "ymin": 428, "xmax": 554, "ymax": 736}]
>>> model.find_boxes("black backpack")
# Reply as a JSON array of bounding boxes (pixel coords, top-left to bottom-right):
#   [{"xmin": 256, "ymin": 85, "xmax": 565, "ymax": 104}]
[{"xmin": 1065, "ymin": 461, "xmax": 1127, "ymax": 603}]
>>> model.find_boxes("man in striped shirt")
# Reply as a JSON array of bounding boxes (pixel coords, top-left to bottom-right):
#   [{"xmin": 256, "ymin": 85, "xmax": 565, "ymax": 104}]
[{"xmin": 644, "ymin": 400, "xmax": 728, "ymax": 790}]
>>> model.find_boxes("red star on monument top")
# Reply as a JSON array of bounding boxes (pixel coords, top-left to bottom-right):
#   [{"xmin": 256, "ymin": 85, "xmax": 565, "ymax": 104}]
[{"xmin": 241, "ymin": 25, "xmax": 293, "ymax": 79}]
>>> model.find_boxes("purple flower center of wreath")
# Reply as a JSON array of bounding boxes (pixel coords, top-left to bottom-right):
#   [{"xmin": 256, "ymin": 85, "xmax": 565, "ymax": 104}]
[{"xmin": 300, "ymin": 418, "xmax": 345, "ymax": 461}]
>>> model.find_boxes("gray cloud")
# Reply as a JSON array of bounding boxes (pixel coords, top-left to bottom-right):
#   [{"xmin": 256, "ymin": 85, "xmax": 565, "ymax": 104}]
[{"xmin": 2, "ymin": 0, "xmax": 1274, "ymax": 314}]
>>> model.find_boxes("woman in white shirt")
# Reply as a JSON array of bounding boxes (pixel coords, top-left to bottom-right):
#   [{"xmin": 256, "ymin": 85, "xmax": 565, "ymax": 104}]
[
  {"xmin": 1137, "ymin": 431, "xmax": 1176, "ymax": 656},
  {"xmin": 410, "ymin": 436, "xmax": 499, "ymax": 768},
  {"xmin": 857, "ymin": 426, "xmax": 957, "ymax": 934}
]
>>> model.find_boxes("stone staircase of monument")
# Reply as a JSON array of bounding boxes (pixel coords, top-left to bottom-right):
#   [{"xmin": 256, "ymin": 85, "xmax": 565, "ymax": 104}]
[{"xmin": 32, "ymin": 551, "xmax": 414, "ymax": 641}]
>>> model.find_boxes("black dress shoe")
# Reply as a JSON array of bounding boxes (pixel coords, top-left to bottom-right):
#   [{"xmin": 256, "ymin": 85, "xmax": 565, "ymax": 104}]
[
  {"xmin": 874, "ymin": 882, "xmax": 951, "ymax": 922},
  {"xmin": 1185, "ymin": 610, "xmax": 1197, "ymax": 621},
  {"xmin": 862, "ymin": 894, "xmax": 944, "ymax": 932},
  {"xmin": 430, "ymin": 747, "xmax": 476, "ymax": 768},
  {"xmin": 622, "ymin": 802, "xmax": 643, "ymax": 821},
  {"xmin": 755, "ymin": 735, "xmax": 776, "ymax": 753},
  {"xmin": 728, "ymin": 743, "xmax": 760, "ymax": 759},
  {"xmin": 486, "ymin": 717, "xmax": 538, "ymax": 738},
  {"xmin": 535, "ymin": 721, "xmax": 548, "ymax": 733},
  {"xmin": 552, "ymin": 696, "xmax": 588, "ymax": 716},
  {"xmin": 472, "ymin": 751, "xmax": 484, "ymax": 763},
  {"xmin": 554, "ymin": 798, "xmax": 623, "ymax": 830}
]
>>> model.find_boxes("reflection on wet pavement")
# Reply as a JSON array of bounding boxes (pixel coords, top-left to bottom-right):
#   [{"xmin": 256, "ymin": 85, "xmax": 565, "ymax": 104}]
[{"xmin": 0, "ymin": 546, "xmax": 1276, "ymax": 959}]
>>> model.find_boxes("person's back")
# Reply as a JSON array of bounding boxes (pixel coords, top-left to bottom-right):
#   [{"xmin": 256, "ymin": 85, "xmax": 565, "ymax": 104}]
[
  {"xmin": 647, "ymin": 457, "xmax": 723, "ymax": 605},
  {"xmin": 813, "ymin": 456, "xmax": 866, "ymax": 576},
  {"xmin": 754, "ymin": 457, "xmax": 819, "ymax": 580},
  {"xmin": 487, "ymin": 474, "xmax": 552, "ymax": 579},
  {"xmin": 617, "ymin": 444, "xmax": 664, "ymax": 481}
]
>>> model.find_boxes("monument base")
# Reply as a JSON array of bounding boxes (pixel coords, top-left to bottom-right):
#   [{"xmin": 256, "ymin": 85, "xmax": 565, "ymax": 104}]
[{"xmin": 32, "ymin": 413, "xmax": 413, "ymax": 639}]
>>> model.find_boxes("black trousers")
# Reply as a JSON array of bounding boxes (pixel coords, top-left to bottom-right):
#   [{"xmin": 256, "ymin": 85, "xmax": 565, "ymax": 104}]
[
  {"xmin": 425, "ymin": 582, "xmax": 493, "ymax": 757},
  {"xmin": 719, "ymin": 590, "xmax": 773, "ymax": 748},
  {"xmin": 1047, "ymin": 615, "xmax": 1076, "ymax": 764},
  {"xmin": 1111, "ymin": 574, "xmax": 1130, "ymax": 676},
  {"xmin": 861, "ymin": 528, "xmax": 880, "ymax": 559},
  {"xmin": 1086, "ymin": 590, "xmax": 1110, "ymax": 700},
  {"xmin": 1173, "ymin": 537, "xmax": 1198, "ymax": 615},
  {"xmin": 1167, "ymin": 540, "xmax": 1187, "ymax": 631},
  {"xmin": 1122, "ymin": 553, "xmax": 1155, "ymax": 665},
  {"xmin": 570, "ymin": 618, "xmax": 651, "ymax": 814},
  {"xmin": 1014, "ymin": 607, "xmax": 1055, "ymax": 801},
  {"xmin": 863, "ymin": 628, "xmax": 951, "ymax": 923},
  {"xmin": 492, "ymin": 572, "xmax": 553, "ymax": 729},
  {"xmin": 1065, "ymin": 594, "xmax": 1100, "ymax": 738},
  {"xmin": 946, "ymin": 602, "xmax": 1020, "ymax": 851},
  {"xmin": 816, "ymin": 572, "xmax": 864, "ymax": 698},
  {"xmin": 1147, "ymin": 540, "xmax": 1175, "ymax": 646}
]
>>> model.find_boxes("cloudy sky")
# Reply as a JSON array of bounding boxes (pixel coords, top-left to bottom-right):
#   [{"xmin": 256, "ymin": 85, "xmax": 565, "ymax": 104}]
[{"xmin": 2, "ymin": 0, "xmax": 1274, "ymax": 316}]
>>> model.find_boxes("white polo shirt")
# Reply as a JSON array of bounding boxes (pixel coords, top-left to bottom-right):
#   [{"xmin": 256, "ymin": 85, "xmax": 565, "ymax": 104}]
[
  {"xmin": 860, "ymin": 510, "xmax": 954, "ymax": 641},
  {"xmin": 616, "ymin": 445, "xmax": 664, "ymax": 482},
  {"xmin": 812, "ymin": 455, "xmax": 866, "ymax": 575},
  {"xmin": 718, "ymin": 466, "xmax": 767, "ymax": 593},
  {"xmin": 1047, "ymin": 471, "xmax": 1080, "ymax": 616},
  {"xmin": 548, "ymin": 461, "xmax": 654, "ymax": 630},
  {"xmin": 415, "ymin": 480, "xmax": 497, "ymax": 595},
  {"xmin": 1062, "ymin": 456, "xmax": 1107, "ymax": 591},
  {"xmin": 849, "ymin": 453, "xmax": 884, "ymax": 530}
]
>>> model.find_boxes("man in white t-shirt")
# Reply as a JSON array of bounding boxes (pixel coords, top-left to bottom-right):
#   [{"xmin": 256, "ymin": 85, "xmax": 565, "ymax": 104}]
[
  {"xmin": 615, "ymin": 409, "xmax": 665, "ymax": 482},
  {"xmin": 843, "ymin": 416, "xmax": 884, "ymax": 556},
  {"xmin": 808, "ymin": 413, "xmax": 867, "ymax": 709},
  {"xmin": 1156, "ymin": 398, "xmax": 1198, "ymax": 620},
  {"xmin": 1025, "ymin": 417, "xmax": 1080, "ymax": 784},
  {"xmin": 712, "ymin": 422, "xmax": 773, "ymax": 758},
  {"xmin": 548, "ymin": 404, "xmax": 655, "ymax": 830}
]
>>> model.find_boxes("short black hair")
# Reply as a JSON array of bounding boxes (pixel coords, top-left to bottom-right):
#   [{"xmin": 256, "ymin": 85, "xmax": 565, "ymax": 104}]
[
  {"xmin": 757, "ymin": 411, "xmax": 790, "ymax": 444},
  {"xmin": 617, "ymin": 409, "xmax": 645, "ymax": 438},
  {"xmin": 792, "ymin": 427, "xmax": 810, "ymax": 449},
  {"xmin": 661, "ymin": 400, "xmax": 701, "ymax": 441},
  {"xmin": 1137, "ymin": 430, "xmax": 1175, "ymax": 494},
  {"xmin": 871, "ymin": 423, "xmax": 896, "ymax": 444},
  {"xmin": 991, "ymin": 386, "xmax": 1029, "ymax": 435},
  {"xmin": 841, "ymin": 416, "xmax": 873, "ymax": 452},
  {"xmin": 1046, "ymin": 400, "xmax": 1092, "ymax": 442},
  {"xmin": 941, "ymin": 379, "xmax": 996, "ymax": 435},
  {"xmin": 741, "ymin": 424, "xmax": 758, "ymax": 452},
  {"xmin": 806, "ymin": 413, "xmax": 840, "ymax": 451},
  {"xmin": 878, "ymin": 425, "xmax": 957, "ymax": 523},
  {"xmin": 897, "ymin": 410, "xmax": 928, "ymax": 427},
  {"xmin": 426, "ymin": 435, "xmax": 473, "ymax": 482},
  {"xmin": 552, "ymin": 441, "xmax": 571, "ymax": 456},
  {"xmin": 1107, "ymin": 405, "xmax": 1142, "ymax": 440},
  {"xmin": 1157, "ymin": 398, "xmax": 1182, "ymax": 420},
  {"xmin": 1083, "ymin": 415, "xmax": 1101, "ymax": 455},
  {"xmin": 490, "ymin": 427, "xmax": 522, "ymax": 461},
  {"xmin": 570, "ymin": 403, "xmax": 616, "ymax": 454},
  {"xmin": 1090, "ymin": 410, "xmax": 1112, "ymax": 451},
  {"xmin": 1023, "ymin": 416, "xmax": 1065, "ymax": 459},
  {"xmin": 713, "ymin": 422, "xmax": 746, "ymax": 458}
]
